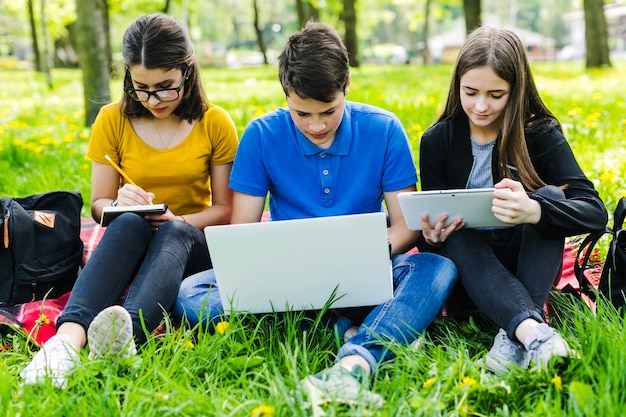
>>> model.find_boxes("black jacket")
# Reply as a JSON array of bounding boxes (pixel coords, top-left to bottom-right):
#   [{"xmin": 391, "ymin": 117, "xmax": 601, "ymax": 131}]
[{"xmin": 419, "ymin": 118, "xmax": 608, "ymax": 238}]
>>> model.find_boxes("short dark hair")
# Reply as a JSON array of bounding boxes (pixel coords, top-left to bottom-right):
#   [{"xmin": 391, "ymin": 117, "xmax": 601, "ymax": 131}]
[
  {"xmin": 278, "ymin": 21, "xmax": 350, "ymax": 102},
  {"xmin": 121, "ymin": 14, "xmax": 207, "ymax": 122}
]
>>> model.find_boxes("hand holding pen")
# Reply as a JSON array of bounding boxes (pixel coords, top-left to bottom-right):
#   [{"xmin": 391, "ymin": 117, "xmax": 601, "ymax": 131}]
[{"xmin": 105, "ymin": 154, "xmax": 154, "ymax": 205}]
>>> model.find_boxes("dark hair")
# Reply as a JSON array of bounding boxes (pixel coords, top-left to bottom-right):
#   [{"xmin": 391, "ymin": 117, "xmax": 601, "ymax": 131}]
[
  {"xmin": 278, "ymin": 21, "xmax": 349, "ymax": 102},
  {"xmin": 121, "ymin": 14, "xmax": 207, "ymax": 122},
  {"xmin": 439, "ymin": 26, "xmax": 559, "ymax": 191}
]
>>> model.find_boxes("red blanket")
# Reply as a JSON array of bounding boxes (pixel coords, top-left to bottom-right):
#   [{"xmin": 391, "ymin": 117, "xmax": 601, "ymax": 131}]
[{"xmin": 1, "ymin": 217, "xmax": 597, "ymax": 347}]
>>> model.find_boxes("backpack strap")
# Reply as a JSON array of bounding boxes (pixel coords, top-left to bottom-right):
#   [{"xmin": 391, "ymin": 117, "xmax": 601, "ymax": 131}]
[
  {"xmin": 612, "ymin": 197, "xmax": 626, "ymax": 232},
  {"xmin": 574, "ymin": 227, "xmax": 612, "ymax": 299},
  {"xmin": 0, "ymin": 307, "xmax": 25, "ymax": 328}
]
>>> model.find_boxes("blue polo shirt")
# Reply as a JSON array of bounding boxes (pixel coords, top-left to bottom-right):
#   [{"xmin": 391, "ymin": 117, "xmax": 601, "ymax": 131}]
[{"xmin": 229, "ymin": 101, "xmax": 418, "ymax": 220}]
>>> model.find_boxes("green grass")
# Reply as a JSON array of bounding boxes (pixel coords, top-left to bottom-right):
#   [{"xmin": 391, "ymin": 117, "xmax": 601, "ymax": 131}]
[{"xmin": 1, "ymin": 62, "xmax": 626, "ymax": 416}]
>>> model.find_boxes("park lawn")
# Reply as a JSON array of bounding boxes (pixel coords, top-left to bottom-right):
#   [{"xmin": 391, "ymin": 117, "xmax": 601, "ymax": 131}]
[{"xmin": 1, "ymin": 62, "xmax": 626, "ymax": 416}]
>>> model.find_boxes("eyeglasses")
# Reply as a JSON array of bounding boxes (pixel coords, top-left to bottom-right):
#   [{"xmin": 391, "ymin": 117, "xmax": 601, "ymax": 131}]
[{"xmin": 124, "ymin": 67, "xmax": 188, "ymax": 102}]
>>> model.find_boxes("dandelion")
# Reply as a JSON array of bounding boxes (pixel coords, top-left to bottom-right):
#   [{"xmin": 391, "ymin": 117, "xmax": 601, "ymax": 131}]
[
  {"xmin": 568, "ymin": 107, "xmax": 583, "ymax": 117},
  {"xmin": 183, "ymin": 339, "xmax": 195, "ymax": 349},
  {"xmin": 251, "ymin": 404, "xmax": 275, "ymax": 417},
  {"xmin": 422, "ymin": 377, "xmax": 436, "ymax": 389},
  {"xmin": 215, "ymin": 321, "xmax": 229, "ymax": 335},
  {"xmin": 38, "ymin": 313, "xmax": 50, "ymax": 325},
  {"xmin": 600, "ymin": 169, "xmax": 616, "ymax": 183},
  {"xmin": 458, "ymin": 373, "xmax": 477, "ymax": 390},
  {"xmin": 551, "ymin": 374, "xmax": 562, "ymax": 391}
]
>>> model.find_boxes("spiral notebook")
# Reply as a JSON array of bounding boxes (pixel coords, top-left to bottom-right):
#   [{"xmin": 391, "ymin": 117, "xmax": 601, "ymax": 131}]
[{"xmin": 203, "ymin": 212, "xmax": 393, "ymax": 314}]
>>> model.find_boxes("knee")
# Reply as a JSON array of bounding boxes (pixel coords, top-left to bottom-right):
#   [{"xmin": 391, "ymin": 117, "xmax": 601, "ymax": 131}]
[
  {"xmin": 532, "ymin": 185, "xmax": 565, "ymax": 200},
  {"xmin": 408, "ymin": 253, "xmax": 458, "ymax": 285},
  {"xmin": 110, "ymin": 212, "xmax": 152, "ymax": 232},
  {"xmin": 158, "ymin": 218, "xmax": 188, "ymax": 237}
]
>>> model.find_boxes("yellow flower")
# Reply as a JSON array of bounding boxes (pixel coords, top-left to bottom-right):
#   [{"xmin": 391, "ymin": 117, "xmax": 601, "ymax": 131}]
[
  {"xmin": 38, "ymin": 313, "xmax": 50, "ymax": 325},
  {"xmin": 600, "ymin": 169, "xmax": 616, "ymax": 182},
  {"xmin": 215, "ymin": 321, "xmax": 229, "ymax": 335},
  {"xmin": 251, "ymin": 404, "xmax": 275, "ymax": 417},
  {"xmin": 551, "ymin": 374, "xmax": 562, "ymax": 391},
  {"xmin": 458, "ymin": 373, "xmax": 477, "ymax": 389},
  {"xmin": 183, "ymin": 339, "xmax": 195, "ymax": 349},
  {"xmin": 422, "ymin": 377, "xmax": 436, "ymax": 389}
]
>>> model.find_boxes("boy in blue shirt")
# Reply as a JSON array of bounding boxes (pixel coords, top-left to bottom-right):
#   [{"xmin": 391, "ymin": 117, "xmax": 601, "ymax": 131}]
[{"xmin": 175, "ymin": 21, "xmax": 457, "ymax": 407}]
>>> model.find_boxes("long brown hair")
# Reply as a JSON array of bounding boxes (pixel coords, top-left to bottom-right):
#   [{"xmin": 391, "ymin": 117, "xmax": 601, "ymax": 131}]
[
  {"xmin": 120, "ymin": 14, "xmax": 208, "ymax": 123},
  {"xmin": 439, "ymin": 26, "xmax": 560, "ymax": 191}
]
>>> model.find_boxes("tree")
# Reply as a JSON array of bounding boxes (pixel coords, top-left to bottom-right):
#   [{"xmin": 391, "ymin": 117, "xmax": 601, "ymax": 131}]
[
  {"xmin": 341, "ymin": 0, "xmax": 359, "ymax": 67},
  {"xmin": 295, "ymin": 0, "xmax": 319, "ymax": 27},
  {"xmin": 584, "ymin": 0, "xmax": 611, "ymax": 68},
  {"xmin": 27, "ymin": 0, "xmax": 41, "ymax": 71},
  {"xmin": 75, "ymin": 0, "xmax": 111, "ymax": 125},
  {"xmin": 252, "ymin": 0, "xmax": 268, "ymax": 64},
  {"xmin": 463, "ymin": 0, "xmax": 480, "ymax": 33}
]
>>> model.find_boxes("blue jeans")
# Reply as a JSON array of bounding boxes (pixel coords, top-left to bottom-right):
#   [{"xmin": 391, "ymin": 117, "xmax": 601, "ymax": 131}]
[
  {"xmin": 439, "ymin": 186, "xmax": 566, "ymax": 343},
  {"xmin": 57, "ymin": 213, "xmax": 210, "ymax": 344},
  {"xmin": 174, "ymin": 252, "xmax": 457, "ymax": 371}
]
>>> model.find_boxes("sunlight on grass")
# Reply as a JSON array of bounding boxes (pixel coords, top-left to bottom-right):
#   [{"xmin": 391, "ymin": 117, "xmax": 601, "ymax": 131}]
[{"xmin": 1, "ymin": 62, "xmax": 626, "ymax": 416}]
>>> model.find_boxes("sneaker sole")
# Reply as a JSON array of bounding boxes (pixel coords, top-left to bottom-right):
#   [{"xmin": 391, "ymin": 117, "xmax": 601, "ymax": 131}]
[{"xmin": 87, "ymin": 305, "xmax": 135, "ymax": 359}]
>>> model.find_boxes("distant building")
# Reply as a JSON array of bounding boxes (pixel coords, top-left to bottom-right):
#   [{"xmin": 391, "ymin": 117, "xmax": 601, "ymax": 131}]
[
  {"xmin": 427, "ymin": 25, "xmax": 556, "ymax": 64},
  {"xmin": 561, "ymin": 3, "xmax": 626, "ymax": 59}
]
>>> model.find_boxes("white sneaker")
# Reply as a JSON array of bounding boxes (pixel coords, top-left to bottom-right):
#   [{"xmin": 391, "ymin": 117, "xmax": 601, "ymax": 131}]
[
  {"xmin": 87, "ymin": 305, "xmax": 136, "ymax": 360},
  {"xmin": 485, "ymin": 328, "xmax": 530, "ymax": 376},
  {"xmin": 523, "ymin": 323, "xmax": 574, "ymax": 371},
  {"xmin": 20, "ymin": 334, "xmax": 79, "ymax": 388}
]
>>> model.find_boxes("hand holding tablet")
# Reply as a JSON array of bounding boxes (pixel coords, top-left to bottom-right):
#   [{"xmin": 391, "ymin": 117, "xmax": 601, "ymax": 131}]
[{"xmin": 397, "ymin": 188, "xmax": 512, "ymax": 230}]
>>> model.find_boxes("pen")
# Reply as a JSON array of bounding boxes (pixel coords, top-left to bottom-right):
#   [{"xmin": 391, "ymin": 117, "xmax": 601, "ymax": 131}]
[{"xmin": 104, "ymin": 154, "xmax": 137, "ymax": 186}]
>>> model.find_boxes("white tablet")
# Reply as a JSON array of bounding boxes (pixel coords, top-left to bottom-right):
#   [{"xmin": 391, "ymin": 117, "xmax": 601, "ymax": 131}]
[{"xmin": 397, "ymin": 188, "xmax": 511, "ymax": 230}]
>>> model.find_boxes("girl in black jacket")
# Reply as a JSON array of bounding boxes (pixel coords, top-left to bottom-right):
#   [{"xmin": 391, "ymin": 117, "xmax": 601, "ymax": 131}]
[{"xmin": 418, "ymin": 26, "xmax": 607, "ymax": 375}]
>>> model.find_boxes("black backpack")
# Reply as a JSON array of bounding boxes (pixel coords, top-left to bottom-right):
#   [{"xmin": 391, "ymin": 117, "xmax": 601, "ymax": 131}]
[
  {"xmin": 0, "ymin": 191, "xmax": 83, "ymax": 306},
  {"xmin": 575, "ymin": 197, "xmax": 626, "ymax": 310}
]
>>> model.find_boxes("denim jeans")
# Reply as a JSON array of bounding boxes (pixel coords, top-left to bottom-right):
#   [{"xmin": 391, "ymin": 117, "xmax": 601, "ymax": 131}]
[
  {"xmin": 439, "ymin": 185, "xmax": 566, "ymax": 343},
  {"xmin": 57, "ymin": 213, "xmax": 210, "ymax": 344},
  {"xmin": 174, "ymin": 252, "xmax": 457, "ymax": 371}
]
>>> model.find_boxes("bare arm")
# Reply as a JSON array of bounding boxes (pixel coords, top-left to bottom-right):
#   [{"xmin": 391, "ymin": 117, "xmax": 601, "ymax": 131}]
[
  {"xmin": 384, "ymin": 186, "xmax": 420, "ymax": 256},
  {"xmin": 90, "ymin": 161, "xmax": 154, "ymax": 222},
  {"xmin": 231, "ymin": 191, "xmax": 266, "ymax": 224},
  {"xmin": 175, "ymin": 163, "xmax": 234, "ymax": 229}
]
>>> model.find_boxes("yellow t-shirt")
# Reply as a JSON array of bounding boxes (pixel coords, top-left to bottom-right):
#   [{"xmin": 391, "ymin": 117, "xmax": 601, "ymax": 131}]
[{"xmin": 86, "ymin": 102, "xmax": 238, "ymax": 215}]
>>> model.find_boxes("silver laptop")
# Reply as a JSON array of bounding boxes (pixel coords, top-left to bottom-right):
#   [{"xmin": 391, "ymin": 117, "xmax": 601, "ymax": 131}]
[
  {"xmin": 203, "ymin": 212, "xmax": 393, "ymax": 314},
  {"xmin": 398, "ymin": 188, "xmax": 511, "ymax": 230}
]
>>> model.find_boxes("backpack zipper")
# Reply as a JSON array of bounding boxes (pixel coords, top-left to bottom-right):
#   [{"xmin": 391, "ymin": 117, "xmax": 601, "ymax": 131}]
[{"xmin": 3, "ymin": 209, "xmax": 9, "ymax": 249}]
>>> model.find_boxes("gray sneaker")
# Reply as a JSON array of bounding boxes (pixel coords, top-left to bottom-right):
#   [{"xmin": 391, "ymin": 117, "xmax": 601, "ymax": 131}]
[
  {"xmin": 87, "ymin": 305, "xmax": 137, "ymax": 360},
  {"xmin": 523, "ymin": 323, "xmax": 574, "ymax": 371},
  {"xmin": 485, "ymin": 328, "xmax": 530, "ymax": 376},
  {"xmin": 301, "ymin": 365, "xmax": 384, "ymax": 409}
]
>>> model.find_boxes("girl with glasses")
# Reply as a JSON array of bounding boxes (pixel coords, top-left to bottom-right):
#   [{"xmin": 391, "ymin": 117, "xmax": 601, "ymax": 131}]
[{"xmin": 21, "ymin": 13, "xmax": 238, "ymax": 387}]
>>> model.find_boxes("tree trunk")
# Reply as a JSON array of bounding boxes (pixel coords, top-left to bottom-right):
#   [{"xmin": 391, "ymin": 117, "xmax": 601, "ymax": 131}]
[
  {"xmin": 252, "ymin": 0, "xmax": 268, "ymax": 65},
  {"xmin": 295, "ymin": 0, "xmax": 319, "ymax": 28},
  {"xmin": 75, "ymin": 0, "xmax": 111, "ymax": 126},
  {"xmin": 463, "ymin": 0, "xmax": 481, "ymax": 34},
  {"xmin": 27, "ymin": 0, "xmax": 41, "ymax": 72},
  {"xmin": 421, "ymin": 0, "xmax": 432, "ymax": 64},
  {"xmin": 342, "ymin": 0, "xmax": 359, "ymax": 67},
  {"xmin": 584, "ymin": 0, "xmax": 612, "ymax": 68},
  {"xmin": 40, "ymin": 0, "xmax": 53, "ymax": 88}
]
